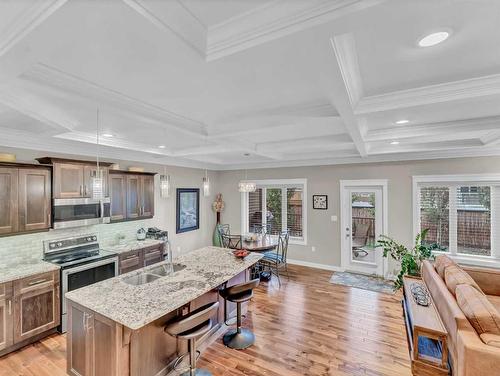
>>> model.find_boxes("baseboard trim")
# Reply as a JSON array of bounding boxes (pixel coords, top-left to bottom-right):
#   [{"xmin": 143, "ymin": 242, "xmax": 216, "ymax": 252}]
[{"xmin": 288, "ymin": 259, "xmax": 344, "ymax": 272}]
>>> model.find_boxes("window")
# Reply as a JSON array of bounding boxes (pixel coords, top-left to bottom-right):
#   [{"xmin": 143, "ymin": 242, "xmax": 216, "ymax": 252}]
[
  {"xmin": 414, "ymin": 175, "xmax": 500, "ymax": 266},
  {"xmin": 242, "ymin": 179, "xmax": 307, "ymax": 244}
]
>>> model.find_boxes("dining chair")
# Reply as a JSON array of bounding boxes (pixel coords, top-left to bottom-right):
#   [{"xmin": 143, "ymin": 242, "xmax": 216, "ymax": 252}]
[
  {"xmin": 260, "ymin": 230, "xmax": 290, "ymax": 286},
  {"xmin": 221, "ymin": 234, "xmax": 242, "ymax": 250}
]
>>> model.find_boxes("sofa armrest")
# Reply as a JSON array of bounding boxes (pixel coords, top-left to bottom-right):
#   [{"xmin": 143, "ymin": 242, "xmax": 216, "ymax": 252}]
[
  {"xmin": 456, "ymin": 328, "xmax": 500, "ymax": 376},
  {"xmin": 462, "ymin": 265, "xmax": 500, "ymax": 296}
]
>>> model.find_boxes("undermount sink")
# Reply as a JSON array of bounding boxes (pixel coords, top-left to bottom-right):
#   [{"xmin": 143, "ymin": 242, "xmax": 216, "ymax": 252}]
[
  {"xmin": 122, "ymin": 273, "xmax": 160, "ymax": 286},
  {"xmin": 149, "ymin": 263, "xmax": 186, "ymax": 276}
]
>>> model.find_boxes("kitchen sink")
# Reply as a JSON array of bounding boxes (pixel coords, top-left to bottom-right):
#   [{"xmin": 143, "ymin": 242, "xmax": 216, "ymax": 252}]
[
  {"xmin": 122, "ymin": 273, "xmax": 161, "ymax": 286},
  {"xmin": 149, "ymin": 263, "xmax": 186, "ymax": 276}
]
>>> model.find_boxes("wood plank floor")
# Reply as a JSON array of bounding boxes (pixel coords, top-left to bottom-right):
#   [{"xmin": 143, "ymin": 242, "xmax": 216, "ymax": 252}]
[{"xmin": 0, "ymin": 265, "xmax": 411, "ymax": 376}]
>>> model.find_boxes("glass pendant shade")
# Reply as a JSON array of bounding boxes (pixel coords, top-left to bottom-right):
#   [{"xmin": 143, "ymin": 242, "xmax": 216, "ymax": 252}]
[
  {"xmin": 238, "ymin": 181, "xmax": 257, "ymax": 193},
  {"xmin": 91, "ymin": 169, "xmax": 104, "ymax": 200},
  {"xmin": 203, "ymin": 177, "xmax": 210, "ymax": 197},
  {"xmin": 160, "ymin": 174, "xmax": 171, "ymax": 198}
]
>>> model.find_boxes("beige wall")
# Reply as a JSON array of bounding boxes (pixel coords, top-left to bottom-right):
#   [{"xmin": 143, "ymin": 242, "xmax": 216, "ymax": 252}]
[
  {"xmin": 217, "ymin": 157, "xmax": 500, "ymax": 274},
  {"xmin": 0, "ymin": 147, "xmax": 218, "ymax": 261}
]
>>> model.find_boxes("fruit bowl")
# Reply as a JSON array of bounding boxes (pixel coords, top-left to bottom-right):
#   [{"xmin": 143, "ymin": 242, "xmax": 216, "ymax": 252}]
[{"xmin": 232, "ymin": 249, "xmax": 250, "ymax": 259}]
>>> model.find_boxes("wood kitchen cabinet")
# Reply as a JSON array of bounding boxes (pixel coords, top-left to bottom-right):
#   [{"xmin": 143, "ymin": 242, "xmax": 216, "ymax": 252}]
[
  {"xmin": 13, "ymin": 271, "xmax": 60, "ymax": 343},
  {"xmin": 110, "ymin": 170, "xmax": 156, "ymax": 222},
  {"xmin": 0, "ymin": 282, "xmax": 14, "ymax": 351},
  {"xmin": 0, "ymin": 164, "xmax": 51, "ymax": 237},
  {"xmin": 118, "ymin": 243, "xmax": 164, "ymax": 274}
]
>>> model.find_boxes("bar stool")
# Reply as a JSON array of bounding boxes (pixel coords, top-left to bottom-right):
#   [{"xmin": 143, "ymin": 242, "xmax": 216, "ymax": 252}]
[
  {"xmin": 164, "ymin": 301, "xmax": 219, "ymax": 376},
  {"xmin": 219, "ymin": 279, "xmax": 260, "ymax": 349}
]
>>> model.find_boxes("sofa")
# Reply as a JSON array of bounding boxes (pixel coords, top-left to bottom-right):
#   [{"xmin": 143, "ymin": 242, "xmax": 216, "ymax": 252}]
[{"xmin": 422, "ymin": 256, "xmax": 500, "ymax": 376}]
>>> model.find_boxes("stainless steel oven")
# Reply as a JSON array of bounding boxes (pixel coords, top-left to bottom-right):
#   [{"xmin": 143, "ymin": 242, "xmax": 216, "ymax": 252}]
[
  {"xmin": 61, "ymin": 256, "xmax": 118, "ymax": 332},
  {"xmin": 53, "ymin": 197, "xmax": 111, "ymax": 229}
]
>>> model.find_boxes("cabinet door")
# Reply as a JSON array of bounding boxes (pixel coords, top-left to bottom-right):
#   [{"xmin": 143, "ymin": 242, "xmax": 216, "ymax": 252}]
[
  {"xmin": 143, "ymin": 246, "xmax": 163, "ymax": 267},
  {"xmin": 109, "ymin": 174, "xmax": 126, "ymax": 221},
  {"xmin": 126, "ymin": 175, "xmax": 141, "ymax": 219},
  {"xmin": 0, "ymin": 168, "xmax": 18, "ymax": 234},
  {"xmin": 84, "ymin": 166, "xmax": 109, "ymax": 198},
  {"xmin": 119, "ymin": 250, "xmax": 143, "ymax": 274},
  {"xmin": 0, "ymin": 283, "xmax": 13, "ymax": 351},
  {"xmin": 140, "ymin": 175, "xmax": 155, "ymax": 218},
  {"xmin": 67, "ymin": 304, "xmax": 93, "ymax": 376},
  {"xmin": 54, "ymin": 163, "xmax": 85, "ymax": 198},
  {"xmin": 13, "ymin": 282, "xmax": 60, "ymax": 343},
  {"xmin": 18, "ymin": 169, "xmax": 51, "ymax": 232}
]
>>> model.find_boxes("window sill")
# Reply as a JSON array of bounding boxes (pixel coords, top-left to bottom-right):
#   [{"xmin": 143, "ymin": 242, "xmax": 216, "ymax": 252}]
[{"xmin": 433, "ymin": 251, "xmax": 500, "ymax": 269}]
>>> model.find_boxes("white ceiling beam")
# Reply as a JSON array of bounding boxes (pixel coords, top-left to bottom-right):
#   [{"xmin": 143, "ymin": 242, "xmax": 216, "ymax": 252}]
[
  {"xmin": 369, "ymin": 139, "xmax": 483, "ymax": 155},
  {"xmin": 21, "ymin": 63, "xmax": 208, "ymax": 138},
  {"xmin": 328, "ymin": 34, "xmax": 367, "ymax": 157},
  {"xmin": 206, "ymin": 0, "xmax": 385, "ymax": 61},
  {"xmin": 481, "ymin": 131, "xmax": 500, "ymax": 146},
  {"xmin": 122, "ymin": 0, "xmax": 206, "ymax": 57},
  {"xmin": 356, "ymin": 74, "xmax": 500, "ymax": 114},
  {"xmin": 256, "ymin": 135, "xmax": 354, "ymax": 153},
  {"xmin": 0, "ymin": 0, "xmax": 68, "ymax": 57},
  {"xmin": 365, "ymin": 116, "xmax": 500, "ymax": 142}
]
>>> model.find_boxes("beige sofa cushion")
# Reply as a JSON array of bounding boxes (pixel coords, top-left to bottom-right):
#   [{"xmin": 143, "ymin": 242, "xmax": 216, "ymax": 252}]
[
  {"xmin": 480, "ymin": 333, "xmax": 500, "ymax": 348},
  {"xmin": 434, "ymin": 254, "xmax": 456, "ymax": 279},
  {"xmin": 456, "ymin": 284, "xmax": 500, "ymax": 340},
  {"xmin": 487, "ymin": 295, "xmax": 500, "ymax": 313},
  {"xmin": 445, "ymin": 264, "xmax": 483, "ymax": 296}
]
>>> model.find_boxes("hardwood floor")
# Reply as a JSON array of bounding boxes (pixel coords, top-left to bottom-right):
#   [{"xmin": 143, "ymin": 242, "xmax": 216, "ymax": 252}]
[{"xmin": 0, "ymin": 265, "xmax": 411, "ymax": 376}]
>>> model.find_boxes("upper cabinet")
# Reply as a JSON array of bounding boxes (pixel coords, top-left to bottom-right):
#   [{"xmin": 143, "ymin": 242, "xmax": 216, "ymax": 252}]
[
  {"xmin": 0, "ymin": 164, "xmax": 51, "ymax": 236},
  {"xmin": 110, "ymin": 171, "xmax": 155, "ymax": 222},
  {"xmin": 36, "ymin": 158, "xmax": 110, "ymax": 199}
]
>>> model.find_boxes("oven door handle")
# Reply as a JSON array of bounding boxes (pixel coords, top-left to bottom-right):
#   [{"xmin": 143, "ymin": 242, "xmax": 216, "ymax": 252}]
[{"xmin": 62, "ymin": 256, "xmax": 119, "ymax": 277}]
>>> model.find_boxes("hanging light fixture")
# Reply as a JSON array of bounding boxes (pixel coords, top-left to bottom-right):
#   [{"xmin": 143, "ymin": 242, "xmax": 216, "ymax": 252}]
[
  {"xmin": 203, "ymin": 169, "xmax": 210, "ymax": 197},
  {"xmin": 238, "ymin": 169, "xmax": 256, "ymax": 193},
  {"xmin": 160, "ymin": 166, "xmax": 171, "ymax": 198},
  {"xmin": 91, "ymin": 109, "xmax": 104, "ymax": 200}
]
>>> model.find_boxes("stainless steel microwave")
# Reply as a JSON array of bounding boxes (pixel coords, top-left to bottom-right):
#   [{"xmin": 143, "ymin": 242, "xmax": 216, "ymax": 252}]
[{"xmin": 53, "ymin": 197, "xmax": 111, "ymax": 229}]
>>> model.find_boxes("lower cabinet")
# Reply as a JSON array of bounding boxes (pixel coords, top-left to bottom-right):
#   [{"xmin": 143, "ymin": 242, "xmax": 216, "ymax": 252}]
[
  {"xmin": 0, "ymin": 271, "xmax": 60, "ymax": 356},
  {"xmin": 119, "ymin": 243, "xmax": 164, "ymax": 274}
]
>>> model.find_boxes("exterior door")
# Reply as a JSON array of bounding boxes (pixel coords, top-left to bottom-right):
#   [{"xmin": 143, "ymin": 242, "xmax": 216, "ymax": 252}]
[
  {"xmin": 0, "ymin": 168, "xmax": 18, "ymax": 234},
  {"xmin": 18, "ymin": 168, "xmax": 51, "ymax": 232},
  {"xmin": 341, "ymin": 181, "xmax": 388, "ymax": 277}
]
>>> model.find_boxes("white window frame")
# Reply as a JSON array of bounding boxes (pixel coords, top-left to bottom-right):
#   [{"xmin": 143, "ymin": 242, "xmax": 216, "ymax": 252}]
[
  {"xmin": 240, "ymin": 178, "xmax": 307, "ymax": 245},
  {"xmin": 413, "ymin": 174, "xmax": 500, "ymax": 268}
]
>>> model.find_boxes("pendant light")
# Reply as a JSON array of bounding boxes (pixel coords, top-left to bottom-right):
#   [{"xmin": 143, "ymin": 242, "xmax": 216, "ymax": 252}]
[
  {"xmin": 160, "ymin": 166, "xmax": 171, "ymax": 198},
  {"xmin": 91, "ymin": 109, "xmax": 104, "ymax": 200},
  {"xmin": 238, "ymin": 169, "xmax": 256, "ymax": 193},
  {"xmin": 203, "ymin": 169, "xmax": 210, "ymax": 197}
]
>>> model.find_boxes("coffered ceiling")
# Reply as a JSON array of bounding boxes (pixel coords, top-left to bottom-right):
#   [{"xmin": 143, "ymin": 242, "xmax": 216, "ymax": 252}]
[{"xmin": 0, "ymin": 0, "xmax": 499, "ymax": 170}]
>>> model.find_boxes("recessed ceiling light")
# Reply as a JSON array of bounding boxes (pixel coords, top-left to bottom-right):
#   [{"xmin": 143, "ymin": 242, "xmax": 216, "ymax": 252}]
[
  {"xmin": 418, "ymin": 31, "xmax": 450, "ymax": 47},
  {"xmin": 101, "ymin": 133, "xmax": 114, "ymax": 138},
  {"xmin": 395, "ymin": 119, "xmax": 409, "ymax": 125},
  {"xmin": 390, "ymin": 140, "xmax": 400, "ymax": 145},
  {"xmin": 158, "ymin": 145, "xmax": 166, "ymax": 149}
]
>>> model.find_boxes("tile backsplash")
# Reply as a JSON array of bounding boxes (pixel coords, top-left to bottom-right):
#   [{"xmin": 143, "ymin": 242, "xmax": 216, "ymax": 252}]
[{"xmin": 0, "ymin": 219, "xmax": 155, "ymax": 265}]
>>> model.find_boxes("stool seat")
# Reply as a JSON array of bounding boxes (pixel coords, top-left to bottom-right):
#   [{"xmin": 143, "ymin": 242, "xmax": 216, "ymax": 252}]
[{"xmin": 219, "ymin": 289, "xmax": 253, "ymax": 303}]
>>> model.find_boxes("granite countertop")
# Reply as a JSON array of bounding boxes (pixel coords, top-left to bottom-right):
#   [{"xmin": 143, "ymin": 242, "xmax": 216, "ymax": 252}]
[
  {"xmin": 103, "ymin": 239, "xmax": 165, "ymax": 254},
  {"xmin": 0, "ymin": 258, "xmax": 60, "ymax": 284},
  {"xmin": 65, "ymin": 246, "xmax": 263, "ymax": 330}
]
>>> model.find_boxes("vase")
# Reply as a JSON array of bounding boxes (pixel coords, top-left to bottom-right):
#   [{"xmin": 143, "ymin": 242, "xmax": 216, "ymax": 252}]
[{"xmin": 213, "ymin": 212, "xmax": 222, "ymax": 247}]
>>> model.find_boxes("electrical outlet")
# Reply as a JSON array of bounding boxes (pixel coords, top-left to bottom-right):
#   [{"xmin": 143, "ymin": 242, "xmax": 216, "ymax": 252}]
[
  {"xmin": 311, "ymin": 246, "xmax": 316, "ymax": 252},
  {"xmin": 331, "ymin": 215, "xmax": 338, "ymax": 222}
]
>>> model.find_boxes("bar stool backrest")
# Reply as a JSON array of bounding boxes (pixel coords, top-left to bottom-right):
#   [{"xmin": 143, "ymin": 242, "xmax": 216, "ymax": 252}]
[{"xmin": 165, "ymin": 301, "xmax": 220, "ymax": 337}]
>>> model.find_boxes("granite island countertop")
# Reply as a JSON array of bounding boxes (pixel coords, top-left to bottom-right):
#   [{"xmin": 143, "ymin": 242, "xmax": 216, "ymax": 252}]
[
  {"xmin": 102, "ymin": 238, "xmax": 165, "ymax": 254},
  {"xmin": 65, "ymin": 246, "xmax": 262, "ymax": 330},
  {"xmin": 0, "ymin": 258, "xmax": 60, "ymax": 284}
]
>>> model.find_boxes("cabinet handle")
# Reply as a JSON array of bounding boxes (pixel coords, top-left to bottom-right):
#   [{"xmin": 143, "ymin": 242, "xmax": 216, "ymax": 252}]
[
  {"xmin": 83, "ymin": 312, "xmax": 87, "ymax": 330},
  {"xmin": 28, "ymin": 278, "xmax": 48, "ymax": 286},
  {"xmin": 8, "ymin": 299, "xmax": 11, "ymax": 315},
  {"xmin": 84, "ymin": 185, "xmax": 87, "ymax": 196},
  {"xmin": 79, "ymin": 185, "xmax": 83, "ymax": 196}
]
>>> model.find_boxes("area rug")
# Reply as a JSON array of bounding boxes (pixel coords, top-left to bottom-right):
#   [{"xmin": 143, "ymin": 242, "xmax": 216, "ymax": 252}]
[{"xmin": 330, "ymin": 272, "xmax": 395, "ymax": 294}]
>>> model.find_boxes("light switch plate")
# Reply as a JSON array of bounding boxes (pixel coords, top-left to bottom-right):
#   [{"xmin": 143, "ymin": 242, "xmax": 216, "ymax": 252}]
[{"xmin": 331, "ymin": 215, "xmax": 338, "ymax": 222}]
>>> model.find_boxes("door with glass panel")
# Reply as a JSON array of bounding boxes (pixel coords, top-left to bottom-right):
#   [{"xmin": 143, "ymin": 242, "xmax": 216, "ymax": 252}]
[{"xmin": 341, "ymin": 182, "xmax": 386, "ymax": 276}]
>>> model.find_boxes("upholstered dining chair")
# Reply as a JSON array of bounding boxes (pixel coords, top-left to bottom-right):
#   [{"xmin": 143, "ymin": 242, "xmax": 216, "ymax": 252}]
[{"xmin": 260, "ymin": 230, "xmax": 290, "ymax": 286}]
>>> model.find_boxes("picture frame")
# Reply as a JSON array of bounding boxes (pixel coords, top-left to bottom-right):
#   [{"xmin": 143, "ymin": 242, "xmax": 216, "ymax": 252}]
[
  {"xmin": 313, "ymin": 194, "xmax": 328, "ymax": 210},
  {"xmin": 176, "ymin": 188, "xmax": 200, "ymax": 233}
]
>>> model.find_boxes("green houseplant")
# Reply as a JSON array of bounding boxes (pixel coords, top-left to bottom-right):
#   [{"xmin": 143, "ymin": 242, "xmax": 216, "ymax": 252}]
[{"xmin": 377, "ymin": 229, "xmax": 443, "ymax": 290}]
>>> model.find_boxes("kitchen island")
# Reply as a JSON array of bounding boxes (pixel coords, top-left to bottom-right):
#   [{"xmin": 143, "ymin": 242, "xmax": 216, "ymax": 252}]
[{"xmin": 65, "ymin": 246, "xmax": 263, "ymax": 376}]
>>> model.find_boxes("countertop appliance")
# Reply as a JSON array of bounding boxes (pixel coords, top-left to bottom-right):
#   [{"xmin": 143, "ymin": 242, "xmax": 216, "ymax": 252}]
[
  {"xmin": 43, "ymin": 234, "xmax": 118, "ymax": 333},
  {"xmin": 53, "ymin": 197, "xmax": 111, "ymax": 229},
  {"xmin": 136, "ymin": 228, "xmax": 147, "ymax": 240}
]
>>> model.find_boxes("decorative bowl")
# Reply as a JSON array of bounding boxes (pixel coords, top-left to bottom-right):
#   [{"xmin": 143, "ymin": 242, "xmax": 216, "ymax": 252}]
[{"xmin": 232, "ymin": 249, "xmax": 250, "ymax": 259}]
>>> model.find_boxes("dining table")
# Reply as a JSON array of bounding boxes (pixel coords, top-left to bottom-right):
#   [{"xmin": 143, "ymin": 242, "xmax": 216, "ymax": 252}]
[{"xmin": 239, "ymin": 235, "xmax": 279, "ymax": 280}]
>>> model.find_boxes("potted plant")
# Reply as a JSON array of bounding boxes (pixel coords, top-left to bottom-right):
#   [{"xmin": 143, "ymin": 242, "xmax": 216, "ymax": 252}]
[{"xmin": 377, "ymin": 229, "xmax": 443, "ymax": 290}]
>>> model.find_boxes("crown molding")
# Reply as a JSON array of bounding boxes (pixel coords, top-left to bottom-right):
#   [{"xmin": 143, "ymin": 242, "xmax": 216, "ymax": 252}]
[
  {"xmin": 0, "ymin": 0, "xmax": 68, "ymax": 57},
  {"xmin": 21, "ymin": 63, "xmax": 208, "ymax": 138},
  {"xmin": 365, "ymin": 115, "xmax": 500, "ymax": 142},
  {"xmin": 122, "ymin": 0, "xmax": 206, "ymax": 57},
  {"xmin": 206, "ymin": 0, "xmax": 385, "ymax": 61},
  {"xmin": 481, "ymin": 131, "xmax": 500, "ymax": 146},
  {"xmin": 330, "ymin": 33, "xmax": 363, "ymax": 107},
  {"xmin": 355, "ymin": 73, "xmax": 500, "ymax": 114}
]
